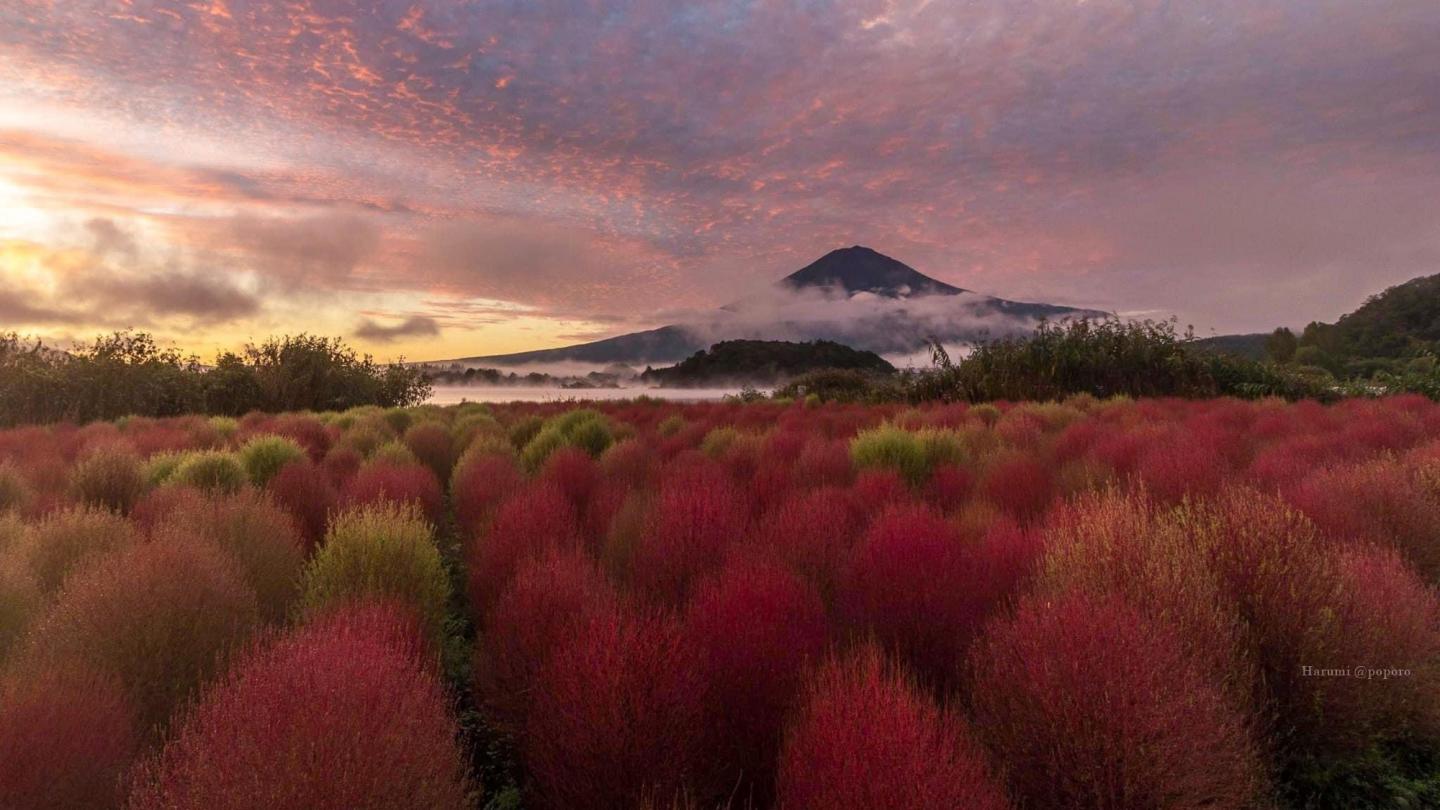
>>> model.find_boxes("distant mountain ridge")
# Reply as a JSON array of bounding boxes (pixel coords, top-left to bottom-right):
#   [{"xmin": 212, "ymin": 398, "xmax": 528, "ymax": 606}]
[{"xmin": 440, "ymin": 246, "xmax": 1102, "ymax": 367}]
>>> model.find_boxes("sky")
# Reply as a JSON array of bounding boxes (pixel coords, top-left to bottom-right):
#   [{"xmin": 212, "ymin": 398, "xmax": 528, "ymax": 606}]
[{"xmin": 2, "ymin": 0, "xmax": 1438, "ymax": 361}]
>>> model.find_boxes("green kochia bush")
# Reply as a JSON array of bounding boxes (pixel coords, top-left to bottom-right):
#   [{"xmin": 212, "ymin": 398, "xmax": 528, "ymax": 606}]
[
  {"xmin": 143, "ymin": 452, "xmax": 188, "ymax": 486},
  {"xmin": 16, "ymin": 534, "xmax": 260, "ymax": 736},
  {"xmin": 849, "ymin": 424, "xmax": 963, "ymax": 485},
  {"xmin": 0, "ymin": 464, "xmax": 32, "ymax": 514},
  {"xmin": 69, "ymin": 445, "xmax": 147, "ymax": 514},
  {"xmin": 300, "ymin": 503, "xmax": 451, "ymax": 646},
  {"xmin": 154, "ymin": 492, "xmax": 306, "ymax": 624},
  {"xmin": 521, "ymin": 409, "xmax": 614, "ymax": 469},
  {"xmin": 171, "ymin": 451, "xmax": 247, "ymax": 494},
  {"xmin": 17, "ymin": 506, "xmax": 138, "ymax": 596},
  {"xmin": 237, "ymin": 436, "xmax": 307, "ymax": 487}
]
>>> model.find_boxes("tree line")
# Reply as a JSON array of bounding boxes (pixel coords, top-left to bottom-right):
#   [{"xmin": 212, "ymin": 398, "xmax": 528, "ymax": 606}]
[{"xmin": 0, "ymin": 331, "xmax": 431, "ymax": 426}]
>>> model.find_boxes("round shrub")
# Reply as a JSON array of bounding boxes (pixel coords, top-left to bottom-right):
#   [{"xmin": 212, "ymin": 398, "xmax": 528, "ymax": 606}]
[
  {"xmin": 1287, "ymin": 459, "xmax": 1440, "ymax": 585},
  {"xmin": 507, "ymin": 415, "xmax": 545, "ymax": 449},
  {"xmin": 466, "ymin": 481, "xmax": 583, "ymax": 617},
  {"xmin": 538, "ymin": 447, "xmax": 599, "ymax": 513},
  {"xmin": 128, "ymin": 601, "xmax": 474, "ymax": 810},
  {"xmin": 301, "ymin": 503, "xmax": 450, "ymax": 646},
  {"xmin": 1039, "ymin": 491, "xmax": 1260, "ymax": 714},
  {"xmin": 837, "ymin": 505, "xmax": 1032, "ymax": 688},
  {"xmin": 969, "ymin": 591, "xmax": 1266, "ymax": 809},
  {"xmin": 403, "ymin": 421, "xmax": 456, "ymax": 485},
  {"xmin": 142, "ymin": 451, "xmax": 187, "ymax": 487},
  {"xmin": 451, "ymin": 450, "xmax": 524, "ymax": 538},
  {"xmin": 265, "ymin": 460, "xmax": 337, "ymax": 552},
  {"xmin": 18, "ymin": 505, "xmax": 138, "ymax": 596},
  {"xmin": 1132, "ymin": 430, "xmax": 1228, "ymax": 505},
  {"xmin": 68, "ymin": 444, "xmax": 147, "ymax": 514},
  {"xmin": 684, "ymin": 555, "xmax": 829, "ymax": 803},
  {"xmin": 237, "ymin": 435, "xmax": 307, "ymax": 487},
  {"xmin": 170, "ymin": 451, "xmax": 247, "ymax": 494},
  {"xmin": 369, "ymin": 440, "xmax": 420, "ymax": 467},
  {"xmin": 17, "ymin": 534, "xmax": 260, "ymax": 735},
  {"xmin": 520, "ymin": 410, "xmax": 613, "ymax": 469},
  {"xmin": 630, "ymin": 461, "xmax": 748, "ymax": 605},
  {"xmin": 520, "ymin": 427, "xmax": 567, "ymax": 470},
  {"xmin": 0, "ymin": 664, "xmax": 138, "ymax": 810},
  {"xmin": 476, "ymin": 550, "xmax": 618, "ymax": 733},
  {"xmin": 524, "ymin": 605, "xmax": 706, "ymax": 809},
  {"xmin": 321, "ymin": 445, "xmax": 363, "ymax": 487},
  {"xmin": 776, "ymin": 644, "xmax": 1009, "ymax": 810},
  {"xmin": 980, "ymin": 451, "xmax": 1055, "ymax": 521},
  {"xmin": 0, "ymin": 552, "xmax": 38, "ymax": 663},
  {"xmin": 153, "ymin": 492, "xmax": 306, "ymax": 623},
  {"xmin": 849, "ymin": 424, "xmax": 928, "ymax": 485},
  {"xmin": 752, "ymin": 486, "xmax": 859, "ymax": 598},
  {"xmin": 341, "ymin": 460, "xmax": 445, "ymax": 526},
  {"xmin": 847, "ymin": 468, "xmax": 910, "ymax": 521},
  {"xmin": 0, "ymin": 463, "xmax": 32, "ymax": 514},
  {"xmin": 130, "ymin": 484, "xmax": 207, "ymax": 533}
]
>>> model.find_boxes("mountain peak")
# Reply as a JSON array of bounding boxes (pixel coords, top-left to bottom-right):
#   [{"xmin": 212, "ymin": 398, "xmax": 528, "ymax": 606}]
[{"xmin": 780, "ymin": 246, "xmax": 966, "ymax": 297}]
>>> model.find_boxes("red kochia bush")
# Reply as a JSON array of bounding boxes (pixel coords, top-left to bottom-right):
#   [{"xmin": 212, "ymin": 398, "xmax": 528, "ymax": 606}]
[
  {"xmin": 524, "ymin": 605, "xmax": 706, "ymax": 809},
  {"xmin": 0, "ymin": 664, "xmax": 138, "ymax": 810},
  {"xmin": 320, "ymin": 446, "xmax": 363, "ymax": 488},
  {"xmin": 130, "ymin": 484, "xmax": 207, "ymax": 534},
  {"xmin": 969, "ymin": 591, "xmax": 1265, "ymax": 810},
  {"xmin": 538, "ymin": 447, "xmax": 599, "ymax": 514},
  {"xmin": 476, "ymin": 550, "xmax": 618, "ymax": 733},
  {"xmin": 128, "ymin": 602, "xmax": 473, "ymax": 810},
  {"xmin": 752, "ymin": 485, "xmax": 860, "ymax": 597},
  {"xmin": 451, "ymin": 452, "xmax": 524, "ymax": 538},
  {"xmin": 792, "ymin": 438, "xmax": 855, "ymax": 489},
  {"xmin": 630, "ymin": 461, "xmax": 747, "ymax": 605},
  {"xmin": 684, "ymin": 556, "xmax": 829, "ymax": 803},
  {"xmin": 342, "ymin": 460, "xmax": 444, "ymax": 526},
  {"xmin": 265, "ymin": 460, "xmax": 338, "ymax": 552},
  {"xmin": 923, "ymin": 462, "xmax": 974, "ymax": 511},
  {"xmin": 1132, "ymin": 430, "xmax": 1228, "ymax": 504},
  {"xmin": 776, "ymin": 644, "xmax": 1009, "ymax": 810},
  {"xmin": 1286, "ymin": 460, "xmax": 1440, "ymax": 583},
  {"xmin": 1323, "ymin": 544, "xmax": 1440, "ymax": 744},
  {"xmin": 980, "ymin": 452, "xmax": 1054, "ymax": 521},
  {"xmin": 837, "ymin": 506, "xmax": 1027, "ymax": 687},
  {"xmin": 466, "ymin": 481, "xmax": 583, "ymax": 617},
  {"xmin": 847, "ymin": 469, "xmax": 909, "ymax": 522}
]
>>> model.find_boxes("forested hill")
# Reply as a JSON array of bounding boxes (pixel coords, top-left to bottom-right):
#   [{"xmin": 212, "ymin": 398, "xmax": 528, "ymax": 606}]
[{"xmin": 639, "ymin": 339, "xmax": 895, "ymax": 387}]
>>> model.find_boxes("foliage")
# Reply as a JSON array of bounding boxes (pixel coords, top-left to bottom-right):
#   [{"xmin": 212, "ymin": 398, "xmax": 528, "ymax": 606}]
[
  {"xmin": 301, "ymin": 503, "xmax": 451, "ymax": 646},
  {"xmin": 0, "ymin": 664, "xmax": 138, "ymax": 810},
  {"xmin": 0, "ymin": 331, "xmax": 429, "ymax": 427},
  {"xmin": 153, "ymin": 492, "xmax": 306, "ymax": 623},
  {"xmin": 641, "ymin": 339, "xmax": 895, "ymax": 387},
  {"xmin": 905, "ymin": 318, "xmax": 1329, "ymax": 402},
  {"xmin": 237, "ymin": 435, "xmax": 307, "ymax": 487},
  {"xmin": 17, "ymin": 505, "xmax": 138, "ymax": 596},
  {"xmin": 969, "ymin": 590, "xmax": 1267, "ymax": 808},
  {"xmin": 16, "ymin": 533, "xmax": 260, "ymax": 735},
  {"xmin": 129, "ymin": 601, "xmax": 474, "ymax": 810},
  {"xmin": 776, "ymin": 644, "xmax": 1009, "ymax": 810},
  {"xmin": 170, "ymin": 451, "xmax": 247, "ymax": 494},
  {"xmin": 68, "ymin": 444, "xmax": 147, "ymax": 514}
]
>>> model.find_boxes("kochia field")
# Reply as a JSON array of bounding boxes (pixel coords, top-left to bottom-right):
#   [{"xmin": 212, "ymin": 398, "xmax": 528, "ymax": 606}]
[{"xmin": 1, "ymin": 395, "xmax": 1438, "ymax": 809}]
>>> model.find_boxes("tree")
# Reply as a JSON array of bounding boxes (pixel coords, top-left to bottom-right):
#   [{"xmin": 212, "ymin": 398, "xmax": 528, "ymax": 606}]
[{"xmin": 1265, "ymin": 328, "xmax": 1298, "ymax": 363}]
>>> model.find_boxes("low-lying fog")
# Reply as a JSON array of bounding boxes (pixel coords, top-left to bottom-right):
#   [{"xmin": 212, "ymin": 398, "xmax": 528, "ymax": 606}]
[{"xmin": 427, "ymin": 385, "xmax": 752, "ymax": 404}]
